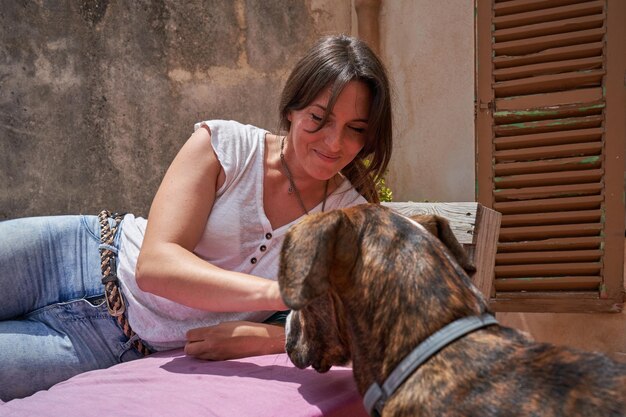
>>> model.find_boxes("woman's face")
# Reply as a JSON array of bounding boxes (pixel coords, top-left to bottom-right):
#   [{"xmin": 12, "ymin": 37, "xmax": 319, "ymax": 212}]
[{"xmin": 287, "ymin": 80, "xmax": 371, "ymax": 181}]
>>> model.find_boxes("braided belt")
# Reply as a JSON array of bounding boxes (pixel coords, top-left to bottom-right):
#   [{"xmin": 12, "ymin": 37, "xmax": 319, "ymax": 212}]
[{"xmin": 98, "ymin": 210, "xmax": 151, "ymax": 356}]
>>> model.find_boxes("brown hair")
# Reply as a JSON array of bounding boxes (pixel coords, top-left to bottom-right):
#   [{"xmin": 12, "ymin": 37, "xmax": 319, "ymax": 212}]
[{"xmin": 279, "ymin": 34, "xmax": 393, "ymax": 203}]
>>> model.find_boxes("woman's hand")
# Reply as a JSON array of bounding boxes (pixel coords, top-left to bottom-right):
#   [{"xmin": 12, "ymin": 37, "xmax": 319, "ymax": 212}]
[{"xmin": 184, "ymin": 321, "xmax": 286, "ymax": 361}]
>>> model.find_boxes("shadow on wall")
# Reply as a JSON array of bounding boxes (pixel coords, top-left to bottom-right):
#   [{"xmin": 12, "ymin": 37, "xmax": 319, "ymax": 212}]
[{"xmin": 0, "ymin": 0, "xmax": 348, "ymax": 219}]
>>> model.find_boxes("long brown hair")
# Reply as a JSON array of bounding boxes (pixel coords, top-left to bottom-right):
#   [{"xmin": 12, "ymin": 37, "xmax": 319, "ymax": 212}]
[{"xmin": 278, "ymin": 34, "xmax": 393, "ymax": 203}]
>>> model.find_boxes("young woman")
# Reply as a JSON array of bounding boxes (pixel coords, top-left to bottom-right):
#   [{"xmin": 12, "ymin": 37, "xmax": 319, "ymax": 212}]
[{"xmin": 0, "ymin": 34, "xmax": 393, "ymax": 401}]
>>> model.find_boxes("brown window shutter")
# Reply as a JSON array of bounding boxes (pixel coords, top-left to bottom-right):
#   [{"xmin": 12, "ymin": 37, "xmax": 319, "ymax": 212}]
[{"xmin": 475, "ymin": 0, "xmax": 625, "ymax": 313}]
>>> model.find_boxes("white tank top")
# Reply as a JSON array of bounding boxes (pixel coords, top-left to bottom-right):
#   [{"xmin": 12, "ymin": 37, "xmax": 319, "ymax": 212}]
[{"xmin": 117, "ymin": 120, "xmax": 366, "ymax": 351}]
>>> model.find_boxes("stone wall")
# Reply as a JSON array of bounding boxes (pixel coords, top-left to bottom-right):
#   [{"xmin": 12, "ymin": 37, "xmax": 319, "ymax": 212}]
[{"xmin": 0, "ymin": 0, "xmax": 351, "ymax": 219}]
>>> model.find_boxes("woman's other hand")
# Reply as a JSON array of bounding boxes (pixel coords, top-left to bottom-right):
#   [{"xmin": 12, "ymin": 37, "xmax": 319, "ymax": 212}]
[{"xmin": 184, "ymin": 321, "xmax": 286, "ymax": 360}]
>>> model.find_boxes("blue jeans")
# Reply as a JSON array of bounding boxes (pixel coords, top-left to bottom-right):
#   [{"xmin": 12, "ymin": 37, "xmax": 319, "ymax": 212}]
[{"xmin": 0, "ymin": 215, "xmax": 143, "ymax": 401}]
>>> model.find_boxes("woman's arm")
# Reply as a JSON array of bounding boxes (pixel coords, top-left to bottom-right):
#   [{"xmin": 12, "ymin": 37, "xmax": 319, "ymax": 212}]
[
  {"xmin": 185, "ymin": 321, "xmax": 286, "ymax": 360},
  {"xmin": 135, "ymin": 126, "xmax": 287, "ymax": 313}
]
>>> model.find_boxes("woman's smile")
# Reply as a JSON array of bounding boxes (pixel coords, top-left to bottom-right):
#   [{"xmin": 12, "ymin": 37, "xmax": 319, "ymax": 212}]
[{"xmin": 286, "ymin": 80, "xmax": 372, "ymax": 181}]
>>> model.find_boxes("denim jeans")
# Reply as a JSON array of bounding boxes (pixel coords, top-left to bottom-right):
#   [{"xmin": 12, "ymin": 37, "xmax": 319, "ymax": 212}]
[{"xmin": 0, "ymin": 215, "xmax": 143, "ymax": 401}]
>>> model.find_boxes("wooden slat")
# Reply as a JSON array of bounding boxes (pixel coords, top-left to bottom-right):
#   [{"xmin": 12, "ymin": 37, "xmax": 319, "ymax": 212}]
[
  {"xmin": 495, "ymin": 88, "xmax": 603, "ymax": 111},
  {"xmin": 497, "ymin": 236, "xmax": 602, "ymax": 252},
  {"xmin": 498, "ymin": 223, "xmax": 602, "ymax": 241},
  {"xmin": 472, "ymin": 205, "xmax": 503, "ymax": 298},
  {"xmin": 382, "ymin": 202, "xmax": 477, "ymax": 244},
  {"xmin": 495, "ymin": 183, "xmax": 602, "ymax": 201},
  {"xmin": 493, "ymin": 42, "xmax": 603, "ymax": 69},
  {"xmin": 603, "ymin": 0, "xmax": 626, "ymax": 302},
  {"xmin": 494, "ymin": 28, "xmax": 605, "ymax": 56},
  {"xmin": 494, "ymin": 195, "xmax": 603, "ymax": 214},
  {"xmin": 494, "ymin": 55, "xmax": 603, "ymax": 81},
  {"xmin": 494, "ymin": 276, "xmax": 601, "ymax": 290},
  {"xmin": 493, "ymin": 127, "xmax": 603, "ymax": 149},
  {"xmin": 476, "ymin": 0, "xmax": 495, "ymax": 208},
  {"xmin": 494, "ymin": 155, "xmax": 601, "ymax": 176},
  {"xmin": 493, "ymin": 1, "xmax": 604, "ymax": 30},
  {"xmin": 494, "ymin": 14, "xmax": 605, "ymax": 42},
  {"xmin": 494, "ymin": 142, "xmax": 602, "ymax": 162},
  {"xmin": 495, "ymin": 0, "xmax": 597, "ymax": 18},
  {"xmin": 490, "ymin": 297, "xmax": 622, "ymax": 314},
  {"xmin": 495, "ymin": 262, "xmax": 601, "ymax": 277},
  {"xmin": 496, "ymin": 249, "xmax": 602, "ymax": 264},
  {"xmin": 494, "ymin": 102, "xmax": 604, "ymax": 124},
  {"xmin": 493, "ymin": 69, "xmax": 604, "ymax": 97},
  {"xmin": 495, "ymin": 168, "xmax": 603, "ymax": 188},
  {"xmin": 494, "ymin": 115, "xmax": 603, "ymax": 136},
  {"xmin": 499, "ymin": 209, "xmax": 602, "ymax": 226}
]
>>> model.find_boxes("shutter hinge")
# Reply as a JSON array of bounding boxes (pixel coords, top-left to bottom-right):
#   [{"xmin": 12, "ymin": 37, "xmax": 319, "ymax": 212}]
[
  {"xmin": 475, "ymin": 100, "xmax": 494, "ymax": 117},
  {"xmin": 479, "ymin": 100, "xmax": 494, "ymax": 110}
]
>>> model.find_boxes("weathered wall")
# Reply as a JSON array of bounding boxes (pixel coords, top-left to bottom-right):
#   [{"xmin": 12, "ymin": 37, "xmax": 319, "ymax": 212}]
[
  {"xmin": 0, "ymin": 0, "xmax": 351, "ymax": 219},
  {"xmin": 379, "ymin": 0, "xmax": 475, "ymax": 203}
]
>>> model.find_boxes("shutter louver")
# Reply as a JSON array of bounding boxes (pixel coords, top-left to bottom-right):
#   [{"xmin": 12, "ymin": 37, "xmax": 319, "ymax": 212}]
[{"xmin": 476, "ymin": 0, "xmax": 625, "ymax": 312}]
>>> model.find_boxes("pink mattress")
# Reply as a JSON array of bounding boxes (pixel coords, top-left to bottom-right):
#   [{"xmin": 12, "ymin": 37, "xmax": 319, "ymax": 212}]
[{"xmin": 0, "ymin": 349, "xmax": 367, "ymax": 417}]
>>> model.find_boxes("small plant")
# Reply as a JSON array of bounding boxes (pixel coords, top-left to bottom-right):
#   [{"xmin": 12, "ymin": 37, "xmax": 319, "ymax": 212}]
[
  {"xmin": 376, "ymin": 176, "xmax": 393, "ymax": 202},
  {"xmin": 363, "ymin": 158, "xmax": 393, "ymax": 202}
]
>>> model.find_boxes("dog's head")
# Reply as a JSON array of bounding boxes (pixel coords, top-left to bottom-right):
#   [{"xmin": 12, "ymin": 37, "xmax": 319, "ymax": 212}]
[{"xmin": 278, "ymin": 204, "xmax": 487, "ymax": 375}]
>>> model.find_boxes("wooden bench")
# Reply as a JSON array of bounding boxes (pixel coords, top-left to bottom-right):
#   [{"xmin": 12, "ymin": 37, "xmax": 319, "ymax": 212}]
[{"xmin": 384, "ymin": 202, "xmax": 502, "ymax": 300}]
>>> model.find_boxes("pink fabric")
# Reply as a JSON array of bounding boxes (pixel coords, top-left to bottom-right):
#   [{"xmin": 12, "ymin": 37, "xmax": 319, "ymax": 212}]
[{"xmin": 0, "ymin": 350, "xmax": 367, "ymax": 417}]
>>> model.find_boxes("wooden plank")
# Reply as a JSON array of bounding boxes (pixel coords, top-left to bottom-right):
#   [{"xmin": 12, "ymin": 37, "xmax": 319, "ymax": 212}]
[
  {"xmin": 497, "ymin": 236, "xmax": 602, "ymax": 252},
  {"xmin": 494, "ymin": 28, "xmax": 605, "ymax": 56},
  {"xmin": 494, "ymin": 194, "xmax": 602, "ymax": 214},
  {"xmin": 496, "ymin": 290, "xmax": 599, "ymax": 299},
  {"xmin": 493, "ymin": 42, "xmax": 603, "ymax": 69},
  {"xmin": 495, "ymin": 88, "xmax": 603, "ymax": 111},
  {"xmin": 493, "ymin": 69, "xmax": 604, "ymax": 97},
  {"xmin": 601, "ymin": 0, "xmax": 626, "ymax": 303},
  {"xmin": 490, "ymin": 297, "xmax": 622, "ymax": 313},
  {"xmin": 494, "ymin": 155, "xmax": 601, "ymax": 176},
  {"xmin": 382, "ymin": 202, "xmax": 478, "ymax": 244},
  {"xmin": 494, "ymin": 101, "xmax": 604, "ymax": 124},
  {"xmin": 494, "ymin": 14, "xmax": 605, "ymax": 42},
  {"xmin": 493, "ymin": 1, "xmax": 604, "ymax": 30},
  {"xmin": 499, "ymin": 209, "xmax": 602, "ymax": 226},
  {"xmin": 494, "ymin": 115, "xmax": 603, "ymax": 136},
  {"xmin": 495, "ymin": 262, "xmax": 601, "ymax": 277},
  {"xmin": 496, "ymin": 249, "xmax": 602, "ymax": 264},
  {"xmin": 493, "ymin": 127, "xmax": 602, "ymax": 149},
  {"xmin": 494, "ymin": 0, "xmax": 596, "ymax": 17},
  {"xmin": 494, "ymin": 182, "xmax": 602, "ymax": 201},
  {"xmin": 494, "ymin": 276, "xmax": 601, "ymax": 290},
  {"xmin": 472, "ymin": 205, "xmax": 502, "ymax": 298},
  {"xmin": 495, "ymin": 168, "xmax": 603, "ymax": 188},
  {"xmin": 494, "ymin": 56, "xmax": 603, "ymax": 80},
  {"xmin": 476, "ymin": 0, "xmax": 496, "ymax": 208},
  {"xmin": 494, "ymin": 142, "xmax": 602, "ymax": 162},
  {"xmin": 499, "ymin": 222, "xmax": 602, "ymax": 241}
]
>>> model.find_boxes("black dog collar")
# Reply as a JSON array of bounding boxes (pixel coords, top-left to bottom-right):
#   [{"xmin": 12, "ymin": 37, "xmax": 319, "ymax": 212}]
[{"xmin": 363, "ymin": 313, "xmax": 498, "ymax": 417}]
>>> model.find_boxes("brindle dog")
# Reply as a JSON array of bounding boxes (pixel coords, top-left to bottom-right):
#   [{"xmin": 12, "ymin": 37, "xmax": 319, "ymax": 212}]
[{"xmin": 278, "ymin": 204, "xmax": 626, "ymax": 417}]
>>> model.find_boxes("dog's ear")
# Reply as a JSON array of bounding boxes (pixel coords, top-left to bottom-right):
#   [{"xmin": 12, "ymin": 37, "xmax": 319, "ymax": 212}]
[
  {"xmin": 279, "ymin": 209, "xmax": 355, "ymax": 310},
  {"xmin": 410, "ymin": 214, "xmax": 476, "ymax": 274}
]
